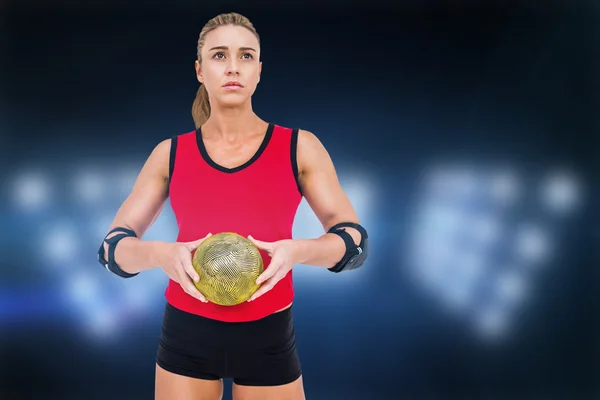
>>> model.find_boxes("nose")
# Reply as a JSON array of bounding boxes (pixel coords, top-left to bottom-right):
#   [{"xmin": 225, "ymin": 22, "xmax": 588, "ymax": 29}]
[{"xmin": 225, "ymin": 59, "xmax": 240, "ymax": 75}]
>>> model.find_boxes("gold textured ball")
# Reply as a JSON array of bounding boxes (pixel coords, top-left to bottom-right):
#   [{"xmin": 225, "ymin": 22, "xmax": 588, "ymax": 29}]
[{"xmin": 192, "ymin": 232, "xmax": 264, "ymax": 306}]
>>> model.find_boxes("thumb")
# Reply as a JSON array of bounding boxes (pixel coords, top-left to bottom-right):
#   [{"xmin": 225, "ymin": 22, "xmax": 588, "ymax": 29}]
[
  {"xmin": 248, "ymin": 235, "xmax": 274, "ymax": 254},
  {"xmin": 184, "ymin": 232, "xmax": 212, "ymax": 251}
]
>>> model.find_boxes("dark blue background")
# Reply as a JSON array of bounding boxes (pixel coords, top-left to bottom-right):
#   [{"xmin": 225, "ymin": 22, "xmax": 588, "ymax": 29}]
[{"xmin": 1, "ymin": 2, "xmax": 597, "ymax": 399}]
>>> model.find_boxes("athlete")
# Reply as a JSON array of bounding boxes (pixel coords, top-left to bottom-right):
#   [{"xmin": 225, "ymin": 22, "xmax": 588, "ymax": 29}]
[{"xmin": 97, "ymin": 12, "xmax": 369, "ymax": 400}]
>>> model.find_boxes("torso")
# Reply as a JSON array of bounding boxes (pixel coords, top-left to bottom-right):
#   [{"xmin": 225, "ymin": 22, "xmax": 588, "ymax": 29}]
[{"xmin": 165, "ymin": 122, "xmax": 303, "ymax": 322}]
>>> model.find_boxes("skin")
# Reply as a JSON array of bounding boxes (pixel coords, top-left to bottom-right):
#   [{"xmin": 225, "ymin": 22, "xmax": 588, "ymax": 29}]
[{"xmin": 103, "ymin": 24, "xmax": 362, "ymax": 400}]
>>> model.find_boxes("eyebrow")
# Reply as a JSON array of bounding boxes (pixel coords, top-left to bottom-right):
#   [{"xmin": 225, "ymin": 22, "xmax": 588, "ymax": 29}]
[{"xmin": 209, "ymin": 46, "xmax": 257, "ymax": 52}]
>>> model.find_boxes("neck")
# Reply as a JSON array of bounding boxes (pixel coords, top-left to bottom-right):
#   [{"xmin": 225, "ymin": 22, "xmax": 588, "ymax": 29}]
[{"xmin": 203, "ymin": 100, "xmax": 263, "ymax": 140}]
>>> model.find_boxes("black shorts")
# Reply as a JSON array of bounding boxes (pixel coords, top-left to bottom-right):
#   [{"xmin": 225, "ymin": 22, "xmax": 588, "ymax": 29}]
[{"xmin": 156, "ymin": 302, "xmax": 302, "ymax": 386}]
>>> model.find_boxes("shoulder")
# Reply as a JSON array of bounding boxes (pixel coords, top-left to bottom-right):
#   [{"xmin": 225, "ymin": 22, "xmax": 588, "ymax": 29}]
[
  {"xmin": 154, "ymin": 138, "xmax": 173, "ymax": 154},
  {"xmin": 153, "ymin": 130, "xmax": 196, "ymax": 157},
  {"xmin": 272, "ymin": 124, "xmax": 320, "ymax": 146},
  {"xmin": 147, "ymin": 132, "xmax": 192, "ymax": 175},
  {"xmin": 297, "ymin": 128, "xmax": 319, "ymax": 144},
  {"xmin": 149, "ymin": 137, "xmax": 178, "ymax": 164},
  {"xmin": 297, "ymin": 128, "xmax": 328, "ymax": 154},
  {"xmin": 296, "ymin": 128, "xmax": 333, "ymax": 174}
]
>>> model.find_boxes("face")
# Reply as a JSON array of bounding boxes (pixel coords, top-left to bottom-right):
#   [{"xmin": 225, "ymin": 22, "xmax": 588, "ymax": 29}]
[{"xmin": 195, "ymin": 25, "xmax": 261, "ymax": 107}]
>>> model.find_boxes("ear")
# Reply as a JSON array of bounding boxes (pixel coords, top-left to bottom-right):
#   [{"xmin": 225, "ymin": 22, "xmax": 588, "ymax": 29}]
[{"xmin": 195, "ymin": 60, "xmax": 204, "ymax": 84}]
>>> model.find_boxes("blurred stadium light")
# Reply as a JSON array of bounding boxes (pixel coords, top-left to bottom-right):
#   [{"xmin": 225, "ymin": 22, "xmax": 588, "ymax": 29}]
[{"xmin": 405, "ymin": 162, "xmax": 584, "ymax": 340}]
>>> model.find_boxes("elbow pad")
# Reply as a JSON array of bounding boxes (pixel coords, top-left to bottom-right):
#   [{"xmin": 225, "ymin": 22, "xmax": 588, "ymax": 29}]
[
  {"xmin": 327, "ymin": 222, "xmax": 369, "ymax": 273},
  {"xmin": 97, "ymin": 227, "xmax": 139, "ymax": 278}
]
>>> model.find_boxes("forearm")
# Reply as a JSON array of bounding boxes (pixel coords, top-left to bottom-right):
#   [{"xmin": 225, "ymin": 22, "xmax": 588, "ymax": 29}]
[
  {"xmin": 293, "ymin": 228, "xmax": 360, "ymax": 268},
  {"xmin": 108, "ymin": 238, "xmax": 164, "ymax": 274}
]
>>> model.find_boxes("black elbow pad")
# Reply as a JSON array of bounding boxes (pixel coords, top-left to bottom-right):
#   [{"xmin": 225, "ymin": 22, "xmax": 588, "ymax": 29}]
[
  {"xmin": 97, "ymin": 227, "xmax": 139, "ymax": 278},
  {"xmin": 327, "ymin": 222, "xmax": 369, "ymax": 273}
]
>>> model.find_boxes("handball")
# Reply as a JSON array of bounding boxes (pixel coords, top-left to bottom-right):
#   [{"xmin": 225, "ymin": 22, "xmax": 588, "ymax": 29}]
[{"xmin": 192, "ymin": 232, "xmax": 263, "ymax": 306}]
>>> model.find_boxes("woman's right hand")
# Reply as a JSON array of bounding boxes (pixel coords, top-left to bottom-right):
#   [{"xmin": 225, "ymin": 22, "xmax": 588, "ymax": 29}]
[{"xmin": 156, "ymin": 233, "xmax": 213, "ymax": 303}]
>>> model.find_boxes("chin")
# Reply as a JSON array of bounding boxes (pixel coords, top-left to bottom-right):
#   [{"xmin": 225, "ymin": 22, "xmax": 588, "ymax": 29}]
[{"xmin": 217, "ymin": 94, "xmax": 253, "ymax": 108}]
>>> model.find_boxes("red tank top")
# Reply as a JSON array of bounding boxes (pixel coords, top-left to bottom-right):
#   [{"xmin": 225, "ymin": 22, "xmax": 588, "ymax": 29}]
[{"xmin": 165, "ymin": 123, "xmax": 302, "ymax": 322}]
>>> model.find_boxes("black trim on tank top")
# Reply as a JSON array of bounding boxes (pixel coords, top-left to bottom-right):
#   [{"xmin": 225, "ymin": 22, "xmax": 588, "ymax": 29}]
[
  {"xmin": 291, "ymin": 128, "xmax": 302, "ymax": 196},
  {"xmin": 169, "ymin": 136, "xmax": 178, "ymax": 182},
  {"xmin": 196, "ymin": 123, "xmax": 274, "ymax": 174}
]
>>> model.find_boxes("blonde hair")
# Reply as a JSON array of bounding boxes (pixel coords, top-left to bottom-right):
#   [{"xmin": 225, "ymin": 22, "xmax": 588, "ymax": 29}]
[{"xmin": 192, "ymin": 12, "xmax": 260, "ymax": 128}]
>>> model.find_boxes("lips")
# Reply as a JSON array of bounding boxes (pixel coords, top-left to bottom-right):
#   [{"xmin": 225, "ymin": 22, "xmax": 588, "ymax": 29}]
[{"xmin": 223, "ymin": 81, "xmax": 243, "ymax": 87}]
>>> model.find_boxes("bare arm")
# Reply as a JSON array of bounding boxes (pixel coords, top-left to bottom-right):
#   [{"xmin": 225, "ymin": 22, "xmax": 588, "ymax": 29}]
[
  {"xmin": 291, "ymin": 129, "xmax": 362, "ymax": 268},
  {"xmin": 101, "ymin": 139, "xmax": 172, "ymax": 275},
  {"xmin": 98, "ymin": 138, "xmax": 212, "ymax": 302}
]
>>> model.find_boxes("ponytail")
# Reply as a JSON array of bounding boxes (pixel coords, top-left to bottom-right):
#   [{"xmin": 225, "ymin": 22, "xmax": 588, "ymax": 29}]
[{"xmin": 192, "ymin": 84, "xmax": 210, "ymax": 129}]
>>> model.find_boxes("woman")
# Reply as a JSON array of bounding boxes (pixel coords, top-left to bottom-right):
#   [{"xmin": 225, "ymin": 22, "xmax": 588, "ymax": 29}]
[{"xmin": 98, "ymin": 12, "xmax": 368, "ymax": 400}]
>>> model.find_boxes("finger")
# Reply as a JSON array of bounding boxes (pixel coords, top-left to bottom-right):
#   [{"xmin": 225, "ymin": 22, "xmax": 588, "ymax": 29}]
[
  {"xmin": 248, "ymin": 235, "xmax": 274, "ymax": 254},
  {"xmin": 178, "ymin": 268, "xmax": 207, "ymax": 303},
  {"xmin": 180, "ymin": 254, "xmax": 200, "ymax": 283},
  {"xmin": 249, "ymin": 273, "xmax": 284, "ymax": 302},
  {"xmin": 184, "ymin": 232, "xmax": 212, "ymax": 251},
  {"xmin": 256, "ymin": 258, "xmax": 281, "ymax": 284}
]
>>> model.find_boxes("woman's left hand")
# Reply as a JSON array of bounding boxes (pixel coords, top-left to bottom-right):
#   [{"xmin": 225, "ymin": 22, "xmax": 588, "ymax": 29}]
[{"xmin": 247, "ymin": 235, "xmax": 298, "ymax": 302}]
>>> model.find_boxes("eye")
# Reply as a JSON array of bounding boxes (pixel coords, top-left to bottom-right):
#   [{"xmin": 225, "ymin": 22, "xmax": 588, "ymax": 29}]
[
  {"xmin": 213, "ymin": 52, "xmax": 226, "ymax": 59},
  {"xmin": 241, "ymin": 53, "xmax": 254, "ymax": 60}
]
